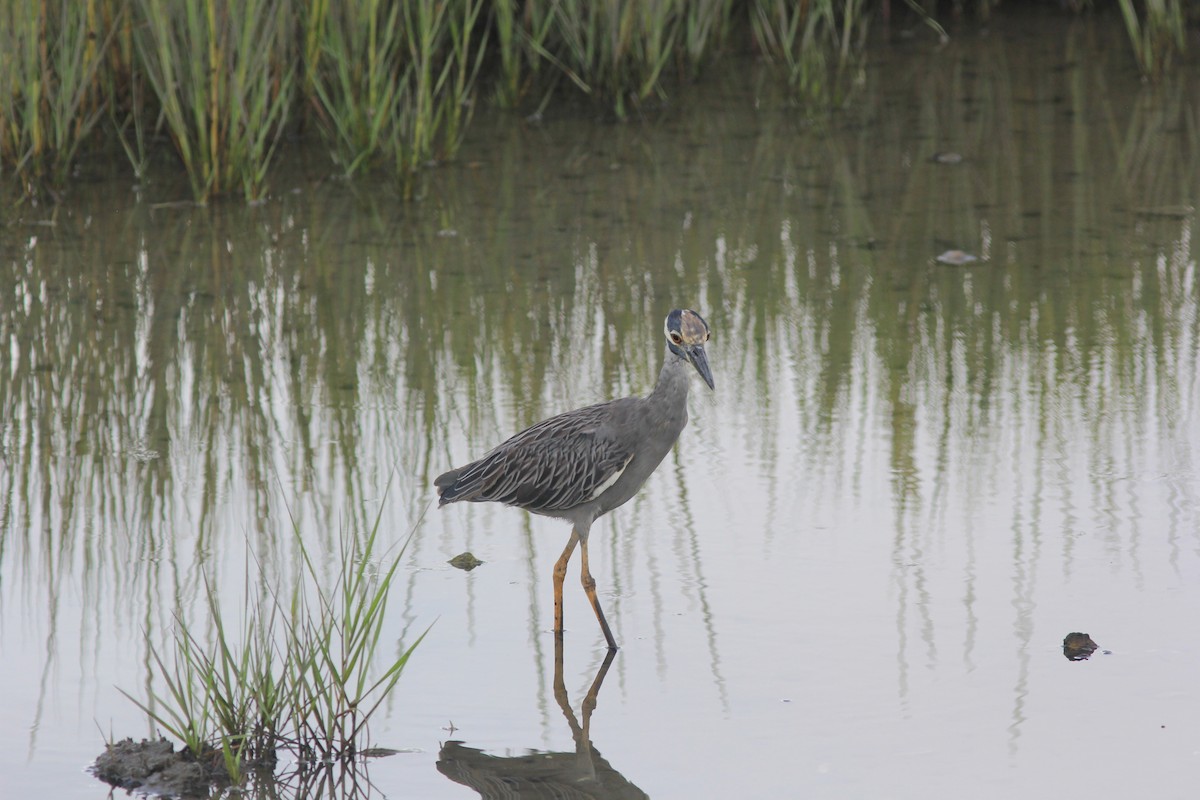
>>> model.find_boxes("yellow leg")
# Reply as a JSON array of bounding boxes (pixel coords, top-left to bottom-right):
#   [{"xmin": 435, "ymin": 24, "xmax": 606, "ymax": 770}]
[
  {"xmin": 552, "ymin": 529, "xmax": 580, "ymax": 635},
  {"xmin": 579, "ymin": 536, "xmax": 618, "ymax": 650}
]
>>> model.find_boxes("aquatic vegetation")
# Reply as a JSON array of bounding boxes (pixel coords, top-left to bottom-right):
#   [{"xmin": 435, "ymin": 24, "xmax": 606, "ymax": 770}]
[
  {"xmin": 750, "ymin": 0, "xmax": 870, "ymax": 104},
  {"xmin": 304, "ymin": 0, "xmax": 487, "ymax": 181},
  {"xmin": 0, "ymin": 0, "xmax": 114, "ymax": 194},
  {"xmin": 119, "ymin": 511, "xmax": 422, "ymax": 788},
  {"xmin": 303, "ymin": 0, "xmax": 407, "ymax": 176},
  {"xmin": 133, "ymin": 0, "xmax": 295, "ymax": 201},
  {"xmin": 1116, "ymin": 0, "xmax": 1186, "ymax": 77},
  {"xmin": 490, "ymin": 0, "xmax": 556, "ymax": 109},
  {"xmin": 540, "ymin": 0, "xmax": 693, "ymax": 118},
  {"xmin": 0, "ymin": 1, "xmax": 1194, "ymax": 198}
]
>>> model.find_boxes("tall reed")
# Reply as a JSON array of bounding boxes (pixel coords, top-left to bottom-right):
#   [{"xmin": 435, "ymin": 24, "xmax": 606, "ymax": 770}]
[
  {"xmin": 750, "ymin": 0, "xmax": 870, "ymax": 104},
  {"xmin": 121, "ymin": 511, "xmax": 422, "ymax": 785},
  {"xmin": 0, "ymin": 0, "xmax": 114, "ymax": 192},
  {"xmin": 133, "ymin": 0, "xmax": 294, "ymax": 201},
  {"xmin": 491, "ymin": 0, "xmax": 557, "ymax": 109},
  {"xmin": 304, "ymin": 0, "xmax": 405, "ymax": 176},
  {"xmin": 305, "ymin": 0, "xmax": 487, "ymax": 182},
  {"xmin": 396, "ymin": 0, "xmax": 488, "ymax": 179},
  {"xmin": 541, "ymin": 0, "xmax": 686, "ymax": 118},
  {"xmin": 1116, "ymin": 0, "xmax": 1186, "ymax": 78},
  {"xmin": 1, "ymin": 1, "xmax": 1194, "ymax": 199}
]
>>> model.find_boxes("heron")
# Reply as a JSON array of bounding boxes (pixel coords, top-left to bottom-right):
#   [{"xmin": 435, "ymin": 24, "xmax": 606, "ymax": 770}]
[{"xmin": 435, "ymin": 308, "xmax": 714, "ymax": 650}]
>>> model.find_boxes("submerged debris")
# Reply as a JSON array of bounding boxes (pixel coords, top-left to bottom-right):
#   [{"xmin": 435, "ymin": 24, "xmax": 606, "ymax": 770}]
[
  {"xmin": 1062, "ymin": 632, "xmax": 1099, "ymax": 661},
  {"xmin": 449, "ymin": 552, "xmax": 484, "ymax": 571}
]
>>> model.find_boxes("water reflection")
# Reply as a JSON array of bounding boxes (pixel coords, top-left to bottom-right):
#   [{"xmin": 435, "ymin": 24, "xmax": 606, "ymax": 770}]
[
  {"xmin": 437, "ymin": 642, "xmax": 646, "ymax": 799},
  {"xmin": 2, "ymin": 16, "xmax": 1200, "ymax": 797}
]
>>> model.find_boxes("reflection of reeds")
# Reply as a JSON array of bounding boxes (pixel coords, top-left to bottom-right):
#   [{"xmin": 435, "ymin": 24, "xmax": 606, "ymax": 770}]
[{"xmin": 2, "ymin": 24, "xmax": 1199, "ymax": 721}]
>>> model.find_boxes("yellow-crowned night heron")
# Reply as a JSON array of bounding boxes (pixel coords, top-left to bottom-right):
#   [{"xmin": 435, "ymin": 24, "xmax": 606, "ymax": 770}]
[{"xmin": 435, "ymin": 309, "xmax": 715, "ymax": 650}]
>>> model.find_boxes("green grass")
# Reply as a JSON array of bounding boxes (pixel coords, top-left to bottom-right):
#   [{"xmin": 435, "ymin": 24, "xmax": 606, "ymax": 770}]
[
  {"xmin": 1117, "ymin": 0, "xmax": 1186, "ymax": 77},
  {"xmin": 750, "ymin": 0, "xmax": 871, "ymax": 105},
  {"xmin": 120, "ymin": 505, "xmax": 422, "ymax": 789},
  {"xmin": 1, "ymin": 1, "xmax": 1192, "ymax": 199},
  {"xmin": 133, "ymin": 0, "xmax": 295, "ymax": 201},
  {"xmin": 0, "ymin": 0, "xmax": 114, "ymax": 194},
  {"xmin": 293, "ymin": 0, "xmax": 489, "ymax": 185},
  {"xmin": 304, "ymin": 0, "xmax": 407, "ymax": 176}
]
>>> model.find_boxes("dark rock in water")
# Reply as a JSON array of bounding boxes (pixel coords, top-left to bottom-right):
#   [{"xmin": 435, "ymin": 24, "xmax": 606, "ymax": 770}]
[
  {"xmin": 1063, "ymin": 632, "xmax": 1099, "ymax": 661},
  {"xmin": 92, "ymin": 737, "xmax": 222, "ymax": 798},
  {"xmin": 449, "ymin": 552, "xmax": 483, "ymax": 571}
]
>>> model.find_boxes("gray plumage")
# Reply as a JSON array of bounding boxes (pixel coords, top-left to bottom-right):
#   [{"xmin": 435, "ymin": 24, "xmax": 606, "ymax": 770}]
[{"xmin": 435, "ymin": 308, "xmax": 714, "ymax": 650}]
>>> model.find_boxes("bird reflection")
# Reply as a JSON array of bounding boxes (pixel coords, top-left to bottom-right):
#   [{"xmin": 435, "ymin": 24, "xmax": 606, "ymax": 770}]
[{"xmin": 437, "ymin": 639, "xmax": 647, "ymax": 799}]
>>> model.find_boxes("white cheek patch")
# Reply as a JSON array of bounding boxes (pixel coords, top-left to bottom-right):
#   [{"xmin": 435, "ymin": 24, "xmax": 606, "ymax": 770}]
[{"xmin": 588, "ymin": 456, "xmax": 632, "ymax": 501}]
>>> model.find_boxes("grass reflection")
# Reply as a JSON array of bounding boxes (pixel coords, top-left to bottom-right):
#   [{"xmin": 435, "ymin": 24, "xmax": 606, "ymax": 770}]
[{"xmin": 0, "ymin": 23, "xmax": 1198, "ymax": 743}]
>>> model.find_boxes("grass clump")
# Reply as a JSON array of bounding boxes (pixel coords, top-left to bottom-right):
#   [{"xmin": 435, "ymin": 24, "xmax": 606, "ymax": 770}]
[
  {"xmin": 1116, "ymin": 0, "xmax": 1186, "ymax": 78},
  {"xmin": 750, "ymin": 0, "xmax": 870, "ymax": 105},
  {"xmin": 0, "ymin": 0, "xmax": 115, "ymax": 195},
  {"xmin": 4, "ymin": 1, "xmax": 1192, "ymax": 199},
  {"xmin": 301, "ymin": 0, "xmax": 489, "ymax": 185},
  {"xmin": 523, "ymin": 0, "xmax": 735, "ymax": 118},
  {"xmin": 120, "ymin": 513, "xmax": 421, "ymax": 789},
  {"xmin": 133, "ymin": 0, "xmax": 295, "ymax": 202}
]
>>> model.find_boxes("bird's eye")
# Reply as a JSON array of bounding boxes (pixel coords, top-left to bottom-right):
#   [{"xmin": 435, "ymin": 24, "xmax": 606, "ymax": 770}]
[{"xmin": 669, "ymin": 332, "xmax": 683, "ymax": 345}]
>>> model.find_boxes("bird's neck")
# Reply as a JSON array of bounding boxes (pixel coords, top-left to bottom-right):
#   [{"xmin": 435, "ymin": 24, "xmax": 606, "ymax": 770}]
[{"xmin": 648, "ymin": 346, "xmax": 691, "ymax": 404}]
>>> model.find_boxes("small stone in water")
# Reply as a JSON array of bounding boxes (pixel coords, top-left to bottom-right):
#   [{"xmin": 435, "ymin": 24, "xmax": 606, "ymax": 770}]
[
  {"xmin": 936, "ymin": 249, "xmax": 978, "ymax": 265},
  {"xmin": 1062, "ymin": 631, "xmax": 1099, "ymax": 661},
  {"xmin": 449, "ymin": 552, "xmax": 483, "ymax": 571},
  {"xmin": 932, "ymin": 152, "xmax": 964, "ymax": 164}
]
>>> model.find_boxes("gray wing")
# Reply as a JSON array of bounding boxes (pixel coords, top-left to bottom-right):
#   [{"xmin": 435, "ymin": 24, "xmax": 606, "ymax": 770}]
[{"xmin": 436, "ymin": 400, "xmax": 635, "ymax": 512}]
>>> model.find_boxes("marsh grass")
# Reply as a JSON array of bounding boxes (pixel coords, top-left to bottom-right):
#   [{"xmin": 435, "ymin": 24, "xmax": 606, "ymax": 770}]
[
  {"xmin": 491, "ymin": 0, "xmax": 556, "ymax": 109},
  {"xmin": 751, "ymin": 0, "xmax": 870, "ymax": 104},
  {"xmin": 285, "ymin": 513, "xmax": 419, "ymax": 762},
  {"xmin": 0, "ymin": 0, "xmax": 115, "ymax": 193},
  {"xmin": 133, "ymin": 0, "xmax": 295, "ymax": 201},
  {"xmin": 304, "ymin": 0, "xmax": 405, "ymax": 175},
  {"xmin": 120, "ymin": 507, "xmax": 421, "ymax": 788},
  {"xmin": 305, "ymin": 0, "xmax": 487, "ymax": 183},
  {"xmin": 1116, "ymin": 0, "xmax": 1186, "ymax": 77},
  {"xmin": 2, "ymin": 1, "xmax": 1190, "ymax": 197},
  {"xmin": 539, "ymin": 0, "xmax": 685, "ymax": 118}
]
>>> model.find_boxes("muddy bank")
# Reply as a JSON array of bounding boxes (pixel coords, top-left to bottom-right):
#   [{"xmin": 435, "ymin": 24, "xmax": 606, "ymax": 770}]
[{"xmin": 92, "ymin": 738, "xmax": 229, "ymax": 798}]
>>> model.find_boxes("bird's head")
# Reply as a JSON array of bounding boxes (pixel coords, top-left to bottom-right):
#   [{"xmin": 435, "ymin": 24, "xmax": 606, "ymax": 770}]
[{"xmin": 665, "ymin": 309, "xmax": 714, "ymax": 390}]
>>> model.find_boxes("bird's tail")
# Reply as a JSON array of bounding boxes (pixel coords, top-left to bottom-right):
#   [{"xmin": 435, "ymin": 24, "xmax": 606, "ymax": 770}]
[{"xmin": 434, "ymin": 467, "xmax": 464, "ymax": 506}]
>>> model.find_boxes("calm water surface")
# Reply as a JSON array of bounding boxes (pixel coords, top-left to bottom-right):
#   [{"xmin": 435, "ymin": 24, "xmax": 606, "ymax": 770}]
[{"xmin": 3, "ymin": 17, "xmax": 1200, "ymax": 799}]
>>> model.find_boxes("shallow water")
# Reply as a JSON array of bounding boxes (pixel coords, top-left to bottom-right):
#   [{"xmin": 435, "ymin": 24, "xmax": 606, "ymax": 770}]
[{"xmin": 4, "ymin": 14, "xmax": 1200, "ymax": 799}]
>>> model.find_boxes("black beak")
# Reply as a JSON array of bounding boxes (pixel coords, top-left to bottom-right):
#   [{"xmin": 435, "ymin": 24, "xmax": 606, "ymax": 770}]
[{"xmin": 686, "ymin": 344, "xmax": 715, "ymax": 390}]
